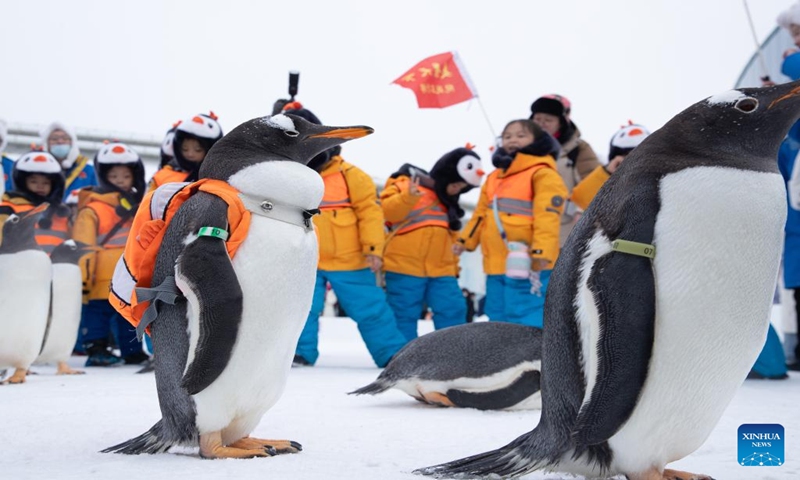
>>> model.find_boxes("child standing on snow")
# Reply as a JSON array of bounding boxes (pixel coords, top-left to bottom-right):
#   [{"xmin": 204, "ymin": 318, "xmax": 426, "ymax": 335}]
[
  {"xmin": 454, "ymin": 120, "xmax": 566, "ymax": 328},
  {"xmin": 148, "ymin": 112, "xmax": 223, "ymax": 190},
  {"xmin": 0, "ymin": 150, "xmax": 71, "ymax": 252},
  {"xmin": 286, "ymin": 103, "xmax": 409, "ymax": 368},
  {"xmin": 72, "ymin": 143, "xmax": 147, "ymax": 367},
  {"xmin": 380, "ymin": 147, "xmax": 484, "ymax": 341}
]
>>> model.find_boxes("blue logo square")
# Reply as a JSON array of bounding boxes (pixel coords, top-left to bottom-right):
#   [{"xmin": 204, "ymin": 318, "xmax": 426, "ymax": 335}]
[{"xmin": 738, "ymin": 424, "xmax": 784, "ymax": 466}]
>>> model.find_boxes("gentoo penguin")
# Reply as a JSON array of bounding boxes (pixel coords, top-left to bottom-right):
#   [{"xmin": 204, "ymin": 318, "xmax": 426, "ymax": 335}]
[
  {"xmin": 103, "ymin": 113, "xmax": 373, "ymax": 458},
  {"xmin": 349, "ymin": 322, "xmax": 542, "ymax": 410},
  {"xmin": 34, "ymin": 240, "xmax": 96, "ymax": 375},
  {"xmin": 0, "ymin": 204, "xmax": 51, "ymax": 384},
  {"xmin": 417, "ymin": 81, "xmax": 800, "ymax": 480}
]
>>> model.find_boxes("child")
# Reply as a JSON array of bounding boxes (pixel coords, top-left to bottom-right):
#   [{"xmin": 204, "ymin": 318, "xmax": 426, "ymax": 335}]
[
  {"xmin": 286, "ymin": 103, "xmax": 408, "ymax": 367},
  {"xmin": 148, "ymin": 112, "xmax": 223, "ymax": 190},
  {"xmin": 72, "ymin": 143, "xmax": 147, "ymax": 367},
  {"xmin": 454, "ymin": 120, "xmax": 567, "ymax": 328},
  {"xmin": 380, "ymin": 147, "xmax": 484, "ymax": 341},
  {"xmin": 0, "ymin": 150, "xmax": 71, "ymax": 252},
  {"xmin": 571, "ymin": 123, "xmax": 651, "ymax": 210},
  {"xmin": 39, "ymin": 121, "xmax": 97, "ymax": 203}
]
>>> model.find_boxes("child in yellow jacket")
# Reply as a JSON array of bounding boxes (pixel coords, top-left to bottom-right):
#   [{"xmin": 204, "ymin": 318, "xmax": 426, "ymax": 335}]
[
  {"xmin": 380, "ymin": 147, "xmax": 484, "ymax": 340},
  {"xmin": 454, "ymin": 120, "xmax": 567, "ymax": 328},
  {"xmin": 72, "ymin": 143, "xmax": 147, "ymax": 367},
  {"xmin": 286, "ymin": 104, "xmax": 408, "ymax": 367}
]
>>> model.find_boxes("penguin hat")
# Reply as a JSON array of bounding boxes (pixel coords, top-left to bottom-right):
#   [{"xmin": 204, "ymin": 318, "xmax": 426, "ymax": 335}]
[
  {"xmin": 429, "ymin": 146, "xmax": 484, "ymax": 230},
  {"xmin": 11, "ymin": 150, "xmax": 65, "ymax": 205},
  {"xmin": 172, "ymin": 112, "xmax": 223, "ymax": 180},
  {"xmin": 94, "ymin": 142, "xmax": 147, "ymax": 204},
  {"xmin": 103, "ymin": 113, "xmax": 373, "ymax": 458},
  {"xmin": 608, "ymin": 122, "xmax": 651, "ymax": 160},
  {"xmin": 417, "ymin": 82, "xmax": 800, "ymax": 480},
  {"xmin": 350, "ymin": 322, "xmax": 542, "ymax": 411},
  {"xmin": 159, "ymin": 122, "xmax": 180, "ymax": 169}
]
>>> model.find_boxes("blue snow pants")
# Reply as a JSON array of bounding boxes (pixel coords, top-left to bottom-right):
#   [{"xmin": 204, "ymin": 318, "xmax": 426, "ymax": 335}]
[
  {"xmin": 384, "ymin": 272, "xmax": 466, "ymax": 341},
  {"xmin": 751, "ymin": 323, "xmax": 788, "ymax": 378},
  {"xmin": 80, "ymin": 299, "xmax": 142, "ymax": 358},
  {"xmin": 483, "ymin": 270, "xmax": 551, "ymax": 328},
  {"xmin": 295, "ymin": 268, "xmax": 408, "ymax": 367}
]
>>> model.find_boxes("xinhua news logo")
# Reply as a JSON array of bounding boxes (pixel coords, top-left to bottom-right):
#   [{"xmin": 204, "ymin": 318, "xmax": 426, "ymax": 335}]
[{"xmin": 738, "ymin": 424, "xmax": 784, "ymax": 467}]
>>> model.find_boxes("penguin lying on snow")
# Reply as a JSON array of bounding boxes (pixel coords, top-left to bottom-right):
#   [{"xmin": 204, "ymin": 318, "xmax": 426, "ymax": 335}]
[
  {"xmin": 103, "ymin": 114, "xmax": 373, "ymax": 459},
  {"xmin": 350, "ymin": 322, "xmax": 542, "ymax": 410},
  {"xmin": 417, "ymin": 82, "xmax": 800, "ymax": 480},
  {"xmin": 35, "ymin": 240, "xmax": 96, "ymax": 375},
  {"xmin": 0, "ymin": 204, "xmax": 51, "ymax": 385}
]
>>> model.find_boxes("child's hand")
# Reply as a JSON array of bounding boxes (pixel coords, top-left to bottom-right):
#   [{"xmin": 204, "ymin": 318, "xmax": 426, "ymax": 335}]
[
  {"xmin": 366, "ymin": 254, "xmax": 382, "ymax": 272},
  {"xmin": 530, "ymin": 258, "xmax": 549, "ymax": 272},
  {"xmin": 783, "ymin": 48, "xmax": 799, "ymax": 59},
  {"xmin": 452, "ymin": 243, "xmax": 465, "ymax": 255},
  {"xmin": 606, "ymin": 155, "xmax": 625, "ymax": 174}
]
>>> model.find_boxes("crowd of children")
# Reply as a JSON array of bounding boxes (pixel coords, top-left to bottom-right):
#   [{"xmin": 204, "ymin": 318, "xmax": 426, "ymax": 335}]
[{"xmin": 0, "ymin": 78, "xmax": 795, "ymax": 375}]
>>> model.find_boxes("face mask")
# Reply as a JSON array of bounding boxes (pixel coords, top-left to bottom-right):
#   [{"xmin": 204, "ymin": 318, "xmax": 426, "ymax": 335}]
[{"xmin": 49, "ymin": 144, "xmax": 71, "ymax": 160}]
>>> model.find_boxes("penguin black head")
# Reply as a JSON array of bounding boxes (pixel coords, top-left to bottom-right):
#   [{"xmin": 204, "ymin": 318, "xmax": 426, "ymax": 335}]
[
  {"xmin": 50, "ymin": 239, "xmax": 98, "ymax": 265},
  {"xmin": 640, "ymin": 80, "xmax": 800, "ymax": 171},
  {"xmin": 0, "ymin": 202, "xmax": 49, "ymax": 255},
  {"xmin": 199, "ymin": 113, "xmax": 374, "ymax": 182}
]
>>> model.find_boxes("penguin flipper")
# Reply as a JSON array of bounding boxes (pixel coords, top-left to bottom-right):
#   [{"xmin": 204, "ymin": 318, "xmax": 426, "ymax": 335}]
[
  {"xmin": 174, "ymin": 203, "xmax": 243, "ymax": 396},
  {"xmin": 445, "ymin": 369, "xmax": 541, "ymax": 410},
  {"xmin": 571, "ymin": 236, "xmax": 656, "ymax": 448}
]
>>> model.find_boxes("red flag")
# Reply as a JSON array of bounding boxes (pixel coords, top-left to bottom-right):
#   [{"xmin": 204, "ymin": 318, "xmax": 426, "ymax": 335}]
[{"xmin": 392, "ymin": 51, "xmax": 478, "ymax": 109}]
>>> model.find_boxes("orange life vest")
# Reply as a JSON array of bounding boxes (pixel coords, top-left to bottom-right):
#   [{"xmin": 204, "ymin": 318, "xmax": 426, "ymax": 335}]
[
  {"xmin": 86, "ymin": 201, "xmax": 133, "ymax": 248},
  {"xmin": 484, "ymin": 165, "xmax": 546, "ymax": 219},
  {"xmin": 109, "ymin": 178, "xmax": 251, "ymax": 331},
  {"xmin": 149, "ymin": 165, "xmax": 190, "ymax": 191},
  {"xmin": 1, "ymin": 201, "xmax": 71, "ymax": 253},
  {"xmin": 389, "ymin": 181, "xmax": 449, "ymax": 234},
  {"xmin": 319, "ymin": 170, "xmax": 351, "ymax": 209}
]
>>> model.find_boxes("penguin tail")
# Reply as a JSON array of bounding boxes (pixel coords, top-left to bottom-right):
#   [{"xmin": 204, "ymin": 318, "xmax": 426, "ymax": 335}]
[
  {"xmin": 348, "ymin": 379, "xmax": 392, "ymax": 396},
  {"xmin": 101, "ymin": 420, "xmax": 174, "ymax": 455},
  {"xmin": 414, "ymin": 429, "xmax": 550, "ymax": 478}
]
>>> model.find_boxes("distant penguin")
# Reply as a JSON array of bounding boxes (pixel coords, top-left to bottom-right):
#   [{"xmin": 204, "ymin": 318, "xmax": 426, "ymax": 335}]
[
  {"xmin": 0, "ymin": 204, "xmax": 51, "ymax": 385},
  {"xmin": 418, "ymin": 82, "xmax": 800, "ymax": 480},
  {"xmin": 103, "ymin": 114, "xmax": 374, "ymax": 458},
  {"xmin": 34, "ymin": 240, "xmax": 95, "ymax": 375},
  {"xmin": 350, "ymin": 322, "xmax": 542, "ymax": 410}
]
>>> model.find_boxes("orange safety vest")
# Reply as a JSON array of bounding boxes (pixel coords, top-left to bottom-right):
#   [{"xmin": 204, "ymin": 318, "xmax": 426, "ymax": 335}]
[
  {"xmin": 86, "ymin": 201, "xmax": 132, "ymax": 248},
  {"xmin": 484, "ymin": 165, "xmax": 546, "ymax": 219},
  {"xmin": 319, "ymin": 170, "xmax": 351, "ymax": 209},
  {"xmin": 150, "ymin": 165, "xmax": 190, "ymax": 190},
  {"xmin": 109, "ymin": 178, "xmax": 251, "ymax": 331},
  {"xmin": 391, "ymin": 183, "xmax": 449, "ymax": 235},
  {"xmin": 1, "ymin": 202, "xmax": 70, "ymax": 253}
]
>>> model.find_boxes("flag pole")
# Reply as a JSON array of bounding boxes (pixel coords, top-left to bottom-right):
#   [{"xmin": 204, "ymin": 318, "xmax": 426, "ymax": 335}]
[
  {"xmin": 742, "ymin": 0, "xmax": 771, "ymax": 82},
  {"xmin": 474, "ymin": 96, "xmax": 498, "ymax": 141}
]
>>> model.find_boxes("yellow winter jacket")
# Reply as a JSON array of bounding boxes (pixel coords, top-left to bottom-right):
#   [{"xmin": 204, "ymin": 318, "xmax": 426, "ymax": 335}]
[
  {"xmin": 380, "ymin": 175, "xmax": 460, "ymax": 278},
  {"xmin": 72, "ymin": 191, "xmax": 134, "ymax": 301},
  {"xmin": 315, "ymin": 156, "xmax": 385, "ymax": 271},
  {"xmin": 571, "ymin": 165, "xmax": 610, "ymax": 211},
  {"xmin": 459, "ymin": 153, "xmax": 567, "ymax": 275}
]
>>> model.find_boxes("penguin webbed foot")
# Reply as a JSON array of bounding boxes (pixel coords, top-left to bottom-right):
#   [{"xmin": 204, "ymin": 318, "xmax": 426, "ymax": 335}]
[
  {"xmin": 229, "ymin": 436, "xmax": 303, "ymax": 455},
  {"xmin": 627, "ymin": 468, "xmax": 715, "ymax": 480},
  {"xmin": 199, "ymin": 432, "xmax": 270, "ymax": 459},
  {"xmin": 0, "ymin": 368, "xmax": 28, "ymax": 384},
  {"xmin": 56, "ymin": 361, "xmax": 85, "ymax": 375}
]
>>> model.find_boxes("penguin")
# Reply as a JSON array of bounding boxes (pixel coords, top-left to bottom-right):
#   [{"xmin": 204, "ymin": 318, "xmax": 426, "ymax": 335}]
[
  {"xmin": 0, "ymin": 204, "xmax": 51, "ymax": 385},
  {"xmin": 349, "ymin": 322, "xmax": 542, "ymax": 410},
  {"xmin": 34, "ymin": 240, "xmax": 96, "ymax": 375},
  {"xmin": 103, "ymin": 113, "xmax": 373, "ymax": 458},
  {"xmin": 417, "ymin": 81, "xmax": 800, "ymax": 480}
]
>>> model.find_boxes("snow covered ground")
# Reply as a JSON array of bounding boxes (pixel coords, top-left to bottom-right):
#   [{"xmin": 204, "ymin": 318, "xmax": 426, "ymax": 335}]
[{"xmin": 1, "ymin": 316, "xmax": 798, "ymax": 480}]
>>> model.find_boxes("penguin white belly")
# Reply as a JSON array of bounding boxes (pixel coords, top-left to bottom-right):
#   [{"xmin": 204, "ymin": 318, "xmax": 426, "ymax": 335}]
[
  {"xmin": 604, "ymin": 167, "xmax": 786, "ymax": 473},
  {"xmin": 394, "ymin": 360, "xmax": 543, "ymax": 410},
  {"xmin": 0, "ymin": 251, "xmax": 52, "ymax": 369},
  {"xmin": 189, "ymin": 217, "xmax": 319, "ymax": 443},
  {"xmin": 36, "ymin": 264, "xmax": 83, "ymax": 364}
]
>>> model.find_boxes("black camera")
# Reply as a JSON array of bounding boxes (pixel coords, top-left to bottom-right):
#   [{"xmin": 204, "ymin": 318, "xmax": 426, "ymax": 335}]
[{"xmin": 272, "ymin": 71, "xmax": 301, "ymax": 115}]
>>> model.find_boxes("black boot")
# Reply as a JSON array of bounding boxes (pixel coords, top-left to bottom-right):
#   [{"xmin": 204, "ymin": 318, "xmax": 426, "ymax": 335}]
[{"xmin": 83, "ymin": 339, "xmax": 123, "ymax": 367}]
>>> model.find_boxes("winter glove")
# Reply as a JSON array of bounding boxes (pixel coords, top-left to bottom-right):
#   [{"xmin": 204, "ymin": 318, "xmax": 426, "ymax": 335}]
[{"xmin": 530, "ymin": 270, "xmax": 543, "ymax": 297}]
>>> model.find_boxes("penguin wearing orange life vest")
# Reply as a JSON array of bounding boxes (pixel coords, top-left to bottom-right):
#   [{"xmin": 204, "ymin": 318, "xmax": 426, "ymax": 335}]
[{"xmin": 103, "ymin": 113, "xmax": 373, "ymax": 458}]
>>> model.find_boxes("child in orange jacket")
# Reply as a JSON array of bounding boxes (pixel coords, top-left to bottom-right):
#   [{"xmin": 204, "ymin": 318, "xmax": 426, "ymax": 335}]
[
  {"xmin": 72, "ymin": 143, "xmax": 147, "ymax": 367},
  {"xmin": 380, "ymin": 147, "xmax": 484, "ymax": 340},
  {"xmin": 454, "ymin": 120, "xmax": 567, "ymax": 328}
]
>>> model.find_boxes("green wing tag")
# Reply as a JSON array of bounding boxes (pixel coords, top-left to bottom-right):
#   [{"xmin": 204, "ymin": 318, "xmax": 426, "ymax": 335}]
[
  {"xmin": 611, "ymin": 239, "xmax": 655, "ymax": 259},
  {"xmin": 197, "ymin": 226, "xmax": 229, "ymax": 241}
]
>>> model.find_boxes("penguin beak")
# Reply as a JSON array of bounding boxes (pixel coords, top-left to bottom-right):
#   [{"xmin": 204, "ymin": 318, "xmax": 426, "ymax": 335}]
[
  {"xmin": 768, "ymin": 84, "xmax": 800, "ymax": 109},
  {"xmin": 22, "ymin": 202, "xmax": 50, "ymax": 220},
  {"xmin": 308, "ymin": 126, "xmax": 375, "ymax": 140}
]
